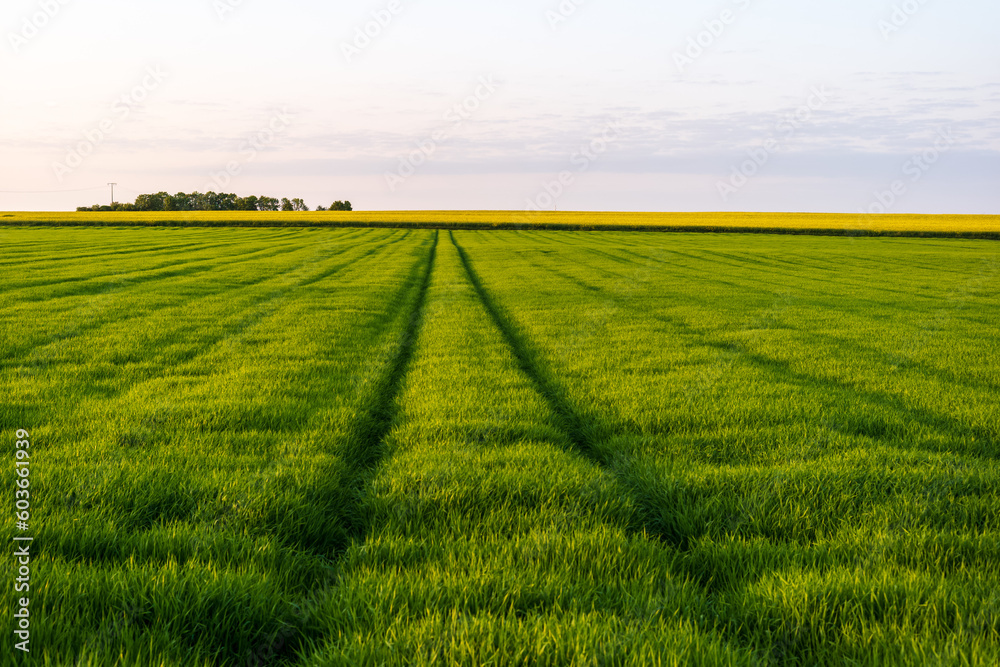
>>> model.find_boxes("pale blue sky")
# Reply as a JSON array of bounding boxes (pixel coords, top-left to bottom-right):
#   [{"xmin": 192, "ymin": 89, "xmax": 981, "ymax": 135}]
[{"xmin": 1, "ymin": 0, "xmax": 998, "ymax": 212}]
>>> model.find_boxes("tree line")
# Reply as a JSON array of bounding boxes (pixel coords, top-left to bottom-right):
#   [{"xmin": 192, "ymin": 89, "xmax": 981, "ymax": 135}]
[{"xmin": 77, "ymin": 191, "xmax": 352, "ymax": 212}]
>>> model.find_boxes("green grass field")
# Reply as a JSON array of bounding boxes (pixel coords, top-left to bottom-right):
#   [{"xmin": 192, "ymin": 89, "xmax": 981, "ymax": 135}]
[{"xmin": 2, "ymin": 226, "xmax": 999, "ymax": 666}]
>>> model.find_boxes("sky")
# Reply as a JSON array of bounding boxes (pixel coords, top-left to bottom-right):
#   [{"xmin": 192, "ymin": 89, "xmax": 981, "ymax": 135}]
[{"xmin": 1, "ymin": 0, "xmax": 998, "ymax": 213}]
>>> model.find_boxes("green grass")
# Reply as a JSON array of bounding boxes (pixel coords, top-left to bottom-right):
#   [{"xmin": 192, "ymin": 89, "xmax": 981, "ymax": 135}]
[{"xmin": 1, "ymin": 227, "xmax": 998, "ymax": 665}]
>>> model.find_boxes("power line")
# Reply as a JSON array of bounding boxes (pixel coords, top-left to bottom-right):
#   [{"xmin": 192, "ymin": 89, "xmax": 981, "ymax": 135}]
[{"xmin": 0, "ymin": 186, "xmax": 110, "ymax": 194}]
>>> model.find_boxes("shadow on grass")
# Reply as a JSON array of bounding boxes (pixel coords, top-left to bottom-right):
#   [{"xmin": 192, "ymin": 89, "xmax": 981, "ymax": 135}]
[
  {"xmin": 335, "ymin": 230, "xmax": 438, "ymax": 536},
  {"xmin": 253, "ymin": 230, "xmax": 439, "ymax": 666},
  {"xmin": 513, "ymin": 244, "xmax": 999, "ymax": 462},
  {"xmin": 448, "ymin": 231, "xmax": 680, "ymax": 540},
  {"xmin": 46, "ymin": 233, "xmax": 438, "ymax": 667}
]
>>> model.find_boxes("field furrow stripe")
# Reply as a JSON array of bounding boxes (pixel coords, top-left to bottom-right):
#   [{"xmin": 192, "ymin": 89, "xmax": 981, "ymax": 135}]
[
  {"xmin": 0, "ymin": 235, "xmax": 314, "ymax": 295},
  {"xmin": 452, "ymin": 231, "xmax": 783, "ymax": 552},
  {"xmin": 0, "ymin": 234, "xmax": 265, "ymax": 268},
  {"xmin": 450, "ymin": 231, "xmax": 606, "ymax": 456},
  {"xmin": 0, "ymin": 230, "xmax": 396, "ymax": 364},
  {"xmin": 258, "ymin": 232, "xmax": 439, "ymax": 660},
  {"xmin": 337, "ymin": 230, "xmax": 438, "ymax": 530}
]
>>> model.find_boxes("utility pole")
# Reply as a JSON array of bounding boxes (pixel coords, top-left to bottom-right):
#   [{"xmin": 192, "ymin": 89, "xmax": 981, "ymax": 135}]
[{"xmin": 108, "ymin": 183, "xmax": 117, "ymax": 205}]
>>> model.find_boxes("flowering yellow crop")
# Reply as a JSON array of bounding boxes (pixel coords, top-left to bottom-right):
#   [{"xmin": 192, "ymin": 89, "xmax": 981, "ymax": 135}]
[{"xmin": 2, "ymin": 210, "xmax": 998, "ymax": 235}]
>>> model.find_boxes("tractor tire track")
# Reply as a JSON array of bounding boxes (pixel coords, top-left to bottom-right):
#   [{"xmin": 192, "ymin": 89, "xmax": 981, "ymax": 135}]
[
  {"xmin": 449, "ymin": 231, "xmax": 690, "ymax": 547},
  {"xmin": 266, "ymin": 232, "xmax": 438, "ymax": 666}
]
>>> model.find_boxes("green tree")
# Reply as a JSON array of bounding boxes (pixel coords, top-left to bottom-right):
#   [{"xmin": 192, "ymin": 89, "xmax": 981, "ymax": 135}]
[
  {"xmin": 134, "ymin": 193, "xmax": 166, "ymax": 211},
  {"xmin": 78, "ymin": 190, "xmax": 323, "ymax": 213},
  {"xmin": 236, "ymin": 196, "xmax": 259, "ymax": 211}
]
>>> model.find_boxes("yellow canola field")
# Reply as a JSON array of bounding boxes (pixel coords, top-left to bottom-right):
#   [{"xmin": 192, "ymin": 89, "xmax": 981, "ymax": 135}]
[{"xmin": 2, "ymin": 210, "xmax": 999, "ymax": 235}]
